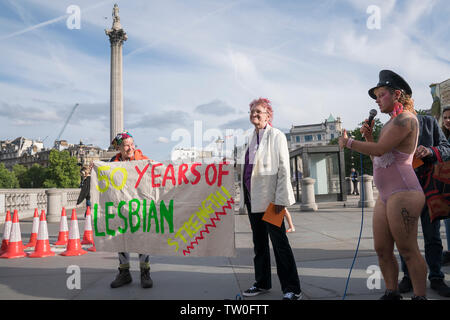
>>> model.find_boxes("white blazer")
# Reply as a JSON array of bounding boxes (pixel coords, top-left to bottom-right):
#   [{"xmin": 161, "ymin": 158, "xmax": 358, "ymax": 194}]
[{"xmin": 240, "ymin": 125, "xmax": 296, "ymax": 213}]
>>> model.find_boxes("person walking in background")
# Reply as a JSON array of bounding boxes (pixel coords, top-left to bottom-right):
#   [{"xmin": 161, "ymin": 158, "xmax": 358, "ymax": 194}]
[
  {"xmin": 240, "ymin": 97, "xmax": 302, "ymax": 300},
  {"xmin": 350, "ymin": 168, "xmax": 359, "ymax": 195},
  {"xmin": 440, "ymin": 106, "xmax": 450, "ymax": 266},
  {"xmin": 77, "ymin": 164, "xmax": 92, "ymax": 217}
]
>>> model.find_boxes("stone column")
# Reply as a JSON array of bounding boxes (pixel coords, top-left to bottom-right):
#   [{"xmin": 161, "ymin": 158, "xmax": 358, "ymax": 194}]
[
  {"xmin": 358, "ymin": 175, "xmax": 375, "ymax": 208},
  {"xmin": 105, "ymin": 4, "xmax": 127, "ymax": 147},
  {"xmin": 300, "ymin": 177, "xmax": 318, "ymax": 211},
  {"xmin": 46, "ymin": 189, "xmax": 62, "ymax": 222}
]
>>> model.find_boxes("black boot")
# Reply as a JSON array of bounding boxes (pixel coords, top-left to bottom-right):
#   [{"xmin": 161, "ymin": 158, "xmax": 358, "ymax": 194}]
[
  {"xmin": 140, "ymin": 268, "xmax": 153, "ymax": 288},
  {"xmin": 110, "ymin": 268, "xmax": 132, "ymax": 288},
  {"xmin": 430, "ymin": 278, "xmax": 450, "ymax": 297},
  {"xmin": 379, "ymin": 289, "xmax": 402, "ymax": 300}
]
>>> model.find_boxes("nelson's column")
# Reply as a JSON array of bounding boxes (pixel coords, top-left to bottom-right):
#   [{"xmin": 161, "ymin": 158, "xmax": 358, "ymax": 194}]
[{"xmin": 105, "ymin": 4, "xmax": 127, "ymax": 150}]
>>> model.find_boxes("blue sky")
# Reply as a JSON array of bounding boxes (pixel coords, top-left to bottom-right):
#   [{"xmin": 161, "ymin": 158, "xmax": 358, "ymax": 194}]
[{"xmin": 1, "ymin": 0, "xmax": 449, "ymax": 161}]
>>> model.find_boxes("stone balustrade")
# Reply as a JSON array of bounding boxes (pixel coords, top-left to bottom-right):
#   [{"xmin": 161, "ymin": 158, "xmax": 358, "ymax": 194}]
[{"xmin": 0, "ymin": 188, "xmax": 83, "ymax": 222}]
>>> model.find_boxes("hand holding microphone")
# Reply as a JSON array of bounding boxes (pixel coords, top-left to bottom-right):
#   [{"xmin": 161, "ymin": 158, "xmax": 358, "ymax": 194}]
[{"xmin": 361, "ymin": 109, "xmax": 377, "ymax": 141}]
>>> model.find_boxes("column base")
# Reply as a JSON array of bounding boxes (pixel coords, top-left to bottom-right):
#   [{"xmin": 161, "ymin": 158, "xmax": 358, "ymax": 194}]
[{"xmin": 300, "ymin": 203, "xmax": 318, "ymax": 211}]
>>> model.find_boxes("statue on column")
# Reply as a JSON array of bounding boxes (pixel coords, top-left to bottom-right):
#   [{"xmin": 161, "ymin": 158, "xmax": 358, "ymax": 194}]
[
  {"xmin": 105, "ymin": 4, "xmax": 127, "ymax": 43},
  {"xmin": 112, "ymin": 4, "xmax": 122, "ymax": 30}
]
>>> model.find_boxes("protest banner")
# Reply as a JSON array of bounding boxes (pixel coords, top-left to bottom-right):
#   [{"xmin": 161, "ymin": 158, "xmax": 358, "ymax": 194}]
[{"xmin": 90, "ymin": 160, "xmax": 236, "ymax": 257}]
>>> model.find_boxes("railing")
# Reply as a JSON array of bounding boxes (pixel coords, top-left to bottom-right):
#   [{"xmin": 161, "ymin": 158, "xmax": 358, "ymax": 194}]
[{"xmin": 0, "ymin": 188, "xmax": 83, "ymax": 221}]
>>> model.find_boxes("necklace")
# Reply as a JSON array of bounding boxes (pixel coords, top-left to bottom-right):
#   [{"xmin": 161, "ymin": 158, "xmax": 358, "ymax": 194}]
[{"xmin": 390, "ymin": 102, "xmax": 404, "ymax": 118}]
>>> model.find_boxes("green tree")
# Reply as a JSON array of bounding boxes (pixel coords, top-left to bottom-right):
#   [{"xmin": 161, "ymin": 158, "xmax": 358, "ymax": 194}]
[
  {"xmin": 0, "ymin": 163, "xmax": 20, "ymax": 188},
  {"xmin": 13, "ymin": 164, "xmax": 46, "ymax": 188},
  {"xmin": 27, "ymin": 164, "xmax": 46, "ymax": 188},
  {"xmin": 43, "ymin": 150, "xmax": 80, "ymax": 188},
  {"xmin": 12, "ymin": 164, "xmax": 27, "ymax": 187}
]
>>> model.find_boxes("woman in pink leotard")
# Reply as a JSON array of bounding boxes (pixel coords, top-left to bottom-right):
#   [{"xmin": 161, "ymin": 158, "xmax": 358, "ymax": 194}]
[{"xmin": 339, "ymin": 70, "xmax": 427, "ymax": 300}]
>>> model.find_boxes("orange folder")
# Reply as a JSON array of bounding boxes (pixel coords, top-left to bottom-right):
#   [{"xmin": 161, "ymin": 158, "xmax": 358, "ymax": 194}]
[
  {"xmin": 262, "ymin": 203, "xmax": 286, "ymax": 227},
  {"xmin": 412, "ymin": 156, "xmax": 424, "ymax": 169}
]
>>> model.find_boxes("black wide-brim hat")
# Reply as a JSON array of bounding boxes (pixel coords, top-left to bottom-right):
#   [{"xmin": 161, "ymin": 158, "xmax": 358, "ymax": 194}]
[{"xmin": 368, "ymin": 70, "xmax": 412, "ymax": 99}]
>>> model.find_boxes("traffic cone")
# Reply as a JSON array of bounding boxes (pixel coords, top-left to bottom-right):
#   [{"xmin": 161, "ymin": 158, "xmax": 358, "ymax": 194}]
[
  {"xmin": 0, "ymin": 210, "xmax": 12, "ymax": 255},
  {"xmin": 88, "ymin": 243, "xmax": 96, "ymax": 252},
  {"xmin": 25, "ymin": 208, "xmax": 39, "ymax": 248},
  {"xmin": 28, "ymin": 210, "xmax": 55, "ymax": 258},
  {"xmin": 54, "ymin": 207, "xmax": 69, "ymax": 246},
  {"xmin": 60, "ymin": 209, "xmax": 87, "ymax": 256},
  {"xmin": 0, "ymin": 210, "xmax": 26, "ymax": 259},
  {"xmin": 81, "ymin": 206, "xmax": 94, "ymax": 245}
]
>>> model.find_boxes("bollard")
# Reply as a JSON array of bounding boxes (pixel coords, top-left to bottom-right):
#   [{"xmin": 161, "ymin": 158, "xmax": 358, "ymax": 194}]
[
  {"xmin": 46, "ymin": 189, "xmax": 63, "ymax": 223},
  {"xmin": 358, "ymin": 175, "xmax": 375, "ymax": 208},
  {"xmin": 300, "ymin": 177, "xmax": 318, "ymax": 211}
]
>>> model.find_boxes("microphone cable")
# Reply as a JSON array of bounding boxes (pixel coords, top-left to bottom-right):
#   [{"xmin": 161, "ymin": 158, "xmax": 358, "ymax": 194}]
[{"xmin": 342, "ymin": 152, "xmax": 365, "ymax": 300}]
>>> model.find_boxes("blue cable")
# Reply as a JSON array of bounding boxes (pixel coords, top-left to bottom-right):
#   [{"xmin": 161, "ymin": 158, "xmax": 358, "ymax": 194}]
[{"xmin": 342, "ymin": 153, "xmax": 365, "ymax": 300}]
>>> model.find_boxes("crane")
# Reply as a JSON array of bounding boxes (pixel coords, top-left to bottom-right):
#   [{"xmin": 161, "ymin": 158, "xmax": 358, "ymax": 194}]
[{"xmin": 54, "ymin": 103, "xmax": 79, "ymax": 147}]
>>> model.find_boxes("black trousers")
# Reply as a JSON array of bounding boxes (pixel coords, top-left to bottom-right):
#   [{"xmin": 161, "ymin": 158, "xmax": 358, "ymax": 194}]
[
  {"xmin": 244, "ymin": 184, "xmax": 301, "ymax": 294},
  {"xmin": 352, "ymin": 180, "xmax": 359, "ymax": 194}
]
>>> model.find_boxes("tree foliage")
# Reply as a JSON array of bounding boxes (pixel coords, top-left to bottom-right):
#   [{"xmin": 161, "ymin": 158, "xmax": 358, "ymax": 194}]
[
  {"xmin": 4, "ymin": 150, "xmax": 80, "ymax": 189},
  {"xmin": 0, "ymin": 163, "xmax": 20, "ymax": 188},
  {"xmin": 43, "ymin": 150, "xmax": 80, "ymax": 188}
]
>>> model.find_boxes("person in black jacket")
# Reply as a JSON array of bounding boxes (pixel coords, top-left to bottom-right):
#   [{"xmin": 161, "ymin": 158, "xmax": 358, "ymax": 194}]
[
  {"xmin": 398, "ymin": 114, "xmax": 450, "ymax": 297},
  {"xmin": 76, "ymin": 165, "xmax": 91, "ymax": 215},
  {"xmin": 440, "ymin": 106, "xmax": 450, "ymax": 266},
  {"xmin": 350, "ymin": 168, "xmax": 359, "ymax": 195}
]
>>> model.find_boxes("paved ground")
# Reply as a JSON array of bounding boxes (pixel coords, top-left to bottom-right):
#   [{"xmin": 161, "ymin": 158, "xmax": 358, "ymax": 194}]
[{"xmin": 0, "ymin": 195, "xmax": 449, "ymax": 300}]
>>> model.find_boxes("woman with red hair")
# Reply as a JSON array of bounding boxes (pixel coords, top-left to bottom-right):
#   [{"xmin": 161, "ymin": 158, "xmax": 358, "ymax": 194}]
[{"xmin": 240, "ymin": 98, "xmax": 302, "ymax": 300}]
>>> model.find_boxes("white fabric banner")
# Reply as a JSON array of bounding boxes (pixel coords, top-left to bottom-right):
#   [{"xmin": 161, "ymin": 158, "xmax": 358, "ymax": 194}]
[{"xmin": 90, "ymin": 160, "xmax": 236, "ymax": 257}]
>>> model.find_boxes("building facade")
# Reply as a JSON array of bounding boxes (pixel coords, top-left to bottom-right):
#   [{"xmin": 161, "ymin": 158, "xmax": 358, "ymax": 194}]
[
  {"xmin": 0, "ymin": 138, "xmax": 108, "ymax": 170},
  {"xmin": 287, "ymin": 114, "xmax": 342, "ymax": 150}
]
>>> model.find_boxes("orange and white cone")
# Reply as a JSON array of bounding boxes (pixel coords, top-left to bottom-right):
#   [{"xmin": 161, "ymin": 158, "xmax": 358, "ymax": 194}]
[
  {"xmin": 54, "ymin": 207, "xmax": 69, "ymax": 246},
  {"xmin": 81, "ymin": 206, "xmax": 94, "ymax": 245},
  {"xmin": 0, "ymin": 210, "xmax": 12, "ymax": 255},
  {"xmin": 0, "ymin": 210, "xmax": 26, "ymax": 259},
  {"xmin": 28, "ymin": 210, "xmax": 55, "ymax": 258},
  {"xmin": 25, "ymin": 208, "xmax": 39, "ymax": 248},
  {"xmin": 60, "ymin": 209, "xmax": 87, "ymax": 256}
]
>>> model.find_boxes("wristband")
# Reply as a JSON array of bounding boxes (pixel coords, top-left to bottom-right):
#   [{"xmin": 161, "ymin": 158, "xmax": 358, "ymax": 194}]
[{"xmin": 346, "ymin": 138, "xmax": 354, "ymax": 149}]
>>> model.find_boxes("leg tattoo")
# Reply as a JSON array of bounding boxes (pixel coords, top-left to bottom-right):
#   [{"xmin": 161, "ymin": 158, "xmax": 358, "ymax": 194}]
[{"xmin": 400, "ymin": 208, "xmax": 412, "ymax": 235}]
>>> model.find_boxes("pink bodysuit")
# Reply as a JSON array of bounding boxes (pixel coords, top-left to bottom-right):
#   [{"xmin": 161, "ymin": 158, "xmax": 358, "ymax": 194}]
[{"xmin": 373, "ymin": 126, "xmax": 423, "ymax": 204}]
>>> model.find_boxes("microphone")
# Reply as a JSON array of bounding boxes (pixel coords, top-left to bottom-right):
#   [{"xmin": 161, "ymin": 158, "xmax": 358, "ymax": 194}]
[
  {"xmin": 363, "ymin": 109, "xmax": 377, "ymax": 138},
  {"xmin": 367, "ymin": 109, "xmax": 377, "ymax": 126}
]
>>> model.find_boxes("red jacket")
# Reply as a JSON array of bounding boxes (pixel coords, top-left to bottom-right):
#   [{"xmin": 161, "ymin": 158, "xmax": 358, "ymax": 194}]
[{"xmin": 111, "ymin": 149, "xmax": 149, "ymax": 162}]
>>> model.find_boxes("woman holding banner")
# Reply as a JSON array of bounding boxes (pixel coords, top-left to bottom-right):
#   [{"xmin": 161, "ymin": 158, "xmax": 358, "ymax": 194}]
[
  {"xmin": 109, "ymin": 131, "xmax": 154, "ymax": 289},
  {"xmin": 240, "ymin": 98, "xmax": 302, "ymax": 300}
]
